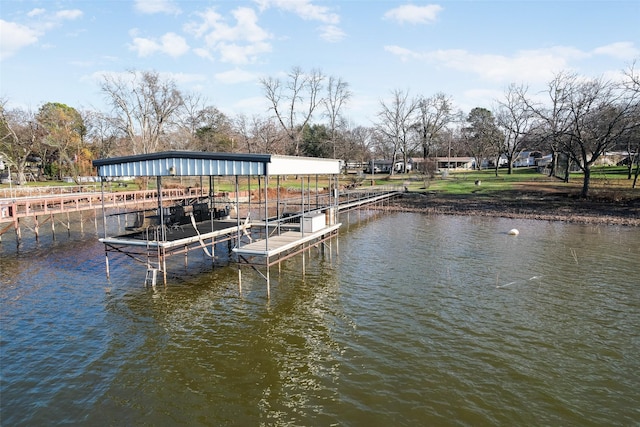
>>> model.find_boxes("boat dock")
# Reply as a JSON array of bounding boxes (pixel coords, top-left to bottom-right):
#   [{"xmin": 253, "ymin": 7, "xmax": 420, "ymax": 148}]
[{"xmin": 88, "ymin": 151, "xmax": 402, "ymax": 294}]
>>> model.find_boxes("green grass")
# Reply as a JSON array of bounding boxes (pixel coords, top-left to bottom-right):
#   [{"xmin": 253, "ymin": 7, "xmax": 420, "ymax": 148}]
[
  {"xmin": 2, "ymin": 166, "xmax": 637, "ymax": 198},
  {"xmin": 379, "ymin": 166, "xmax": 639, "ymax": 198},
  {"xmin": 388, "ymin": 168, "xmax": 548, "ymax": 195}
]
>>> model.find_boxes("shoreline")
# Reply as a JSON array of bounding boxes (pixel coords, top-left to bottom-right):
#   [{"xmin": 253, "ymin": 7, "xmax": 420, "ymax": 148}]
[{"xmin": 384, "ymin": 192, "xmax": 640, "ymax": 227}]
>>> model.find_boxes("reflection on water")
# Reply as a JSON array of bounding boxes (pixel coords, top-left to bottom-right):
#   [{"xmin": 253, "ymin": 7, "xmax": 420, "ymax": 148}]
[{"xmin": 1, "ymin": 213, "xmax": 639, "ymax": 426}]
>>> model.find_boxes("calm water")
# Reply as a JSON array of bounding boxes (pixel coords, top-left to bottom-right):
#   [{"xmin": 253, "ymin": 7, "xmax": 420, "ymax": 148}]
[{"xmin": 1, "ymin": 212, "xmax": 639, "ymax": 426}]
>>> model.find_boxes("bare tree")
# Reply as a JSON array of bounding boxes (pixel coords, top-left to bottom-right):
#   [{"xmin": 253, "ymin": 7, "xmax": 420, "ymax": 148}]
[
  {"xmin": 174, "ymin": 92, "xmax": 209, "ymax": 150},
  {"xmin": 376, "ymin": 89, "xmax": 419, "ymax": 175},
  {"xmin": 414, "ymin": 93, "xmax": 455, "ymax": 160},
  {"xmin": 340, "ymin": 125, "xmax": 374, "ymax": 169},
  {"xmin": 0, "ymin": 102, "xmax": 41, "ymax": 184},
  {"xmin": 261, "ymin": 66, "xmax": 325, "ymax": 156},
  {"xmin": 83, "ymin": 110, "xmax": 122, "ymax": 159},
  {"xmin": 235, "ymin": 114, "xmax": 285, "ymax": 154},
  {"xmin": 562, "ymin": 75, "xmax": 639, "ymax": 197},
  {"xmin": 100, "ymin": 70, "xmax": 184, "ymax": 155},
  {"xmin": 323, "ymin": 75, "xmax": 352, "ymax": 158},
  {"xmin": 495, "ymin": 84, "xmax": 535, "ymax": 174},
  {"xmin": 622, "ymin": 61, "xmax": 640, "ymax": 187},
  {"xmin": 524, "ymin": 71, "xmax": 576, "ymax": 179}
]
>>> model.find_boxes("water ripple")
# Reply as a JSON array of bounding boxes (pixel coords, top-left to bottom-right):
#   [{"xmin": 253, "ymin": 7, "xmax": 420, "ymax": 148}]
[{"xmin": 1, "ymin": 213, "xmax": 639, "ymax": 425}]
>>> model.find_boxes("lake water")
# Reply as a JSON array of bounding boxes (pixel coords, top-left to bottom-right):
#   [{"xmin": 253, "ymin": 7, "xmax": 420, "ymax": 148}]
[{"xmin": 1, "ymin": 212, "xmax": 639, "ymax": 426}]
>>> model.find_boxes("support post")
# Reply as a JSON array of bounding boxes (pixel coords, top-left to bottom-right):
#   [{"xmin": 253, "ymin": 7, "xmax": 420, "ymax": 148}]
[
  {"xmin": 157, "ymin": 176, "xmax": 166, "ymax": 242},
  {"xmin": 105, "ymin": 249, "xmax": 110, "ymax": 279},
  {"xmin": 162, "ymin": 246, "xmax": 167, "ymax": 286},
  {"xmin": 14, "ymin": 218, "xmax": 21, "ymax": 244},
  {"xmin": 276, "ymin": 175, "xmax": 281, "ymax": 234},
  {"xmin": 300, "ymin": 176, "xmax": 304, "ymax": 236},
  {"xmin": 235, "ymin": 176, "xmax": 240, "ymax": 252},
  {"xmin": 266, "ymin": 265, "xmax": 270, "ymax": 299},
  {"xmin": 264, "ymin": 174, "xmax": 269, "ymax": 252}
]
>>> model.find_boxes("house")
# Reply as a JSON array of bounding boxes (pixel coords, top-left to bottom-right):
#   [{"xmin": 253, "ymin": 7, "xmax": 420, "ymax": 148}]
[
  {"xmin": 513, "ymin": 151, "xmax": 543, "ymax": 167},
  {"xmin": 364, "ymin": 159, "xmax": 412, "ymax": 174}
]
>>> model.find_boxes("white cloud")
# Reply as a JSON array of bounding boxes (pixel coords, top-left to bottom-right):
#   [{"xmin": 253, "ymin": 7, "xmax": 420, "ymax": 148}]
[
  {"xmin": 385, "ymin": 45, "xmax": 582, "ymax": 83},
  {"xmin": 27, "ymin": 8, "xmax": 46, "ymax": 17},
  {"xmin": 165, "ymin": 72, "xmax": 207, "ymax": 85},
  {"xmin": 384, "ymin": 45, "xmax": 420, "ymax": 62},
  {"xmin": 255, "ymin": 0, "xmax": 339, "ymax": 24},
  {"xmin": 186, "ymin": 7, "xmax": 272, "ymax": 64},
  {"xmin": 384, "ymin": 4, "xmax": 442, "ymax": 25},
  {"xmin": 129, "ymin": 32, "xmax": 189, "ymax": 58},
  {"xmin": 193, "ymin": 47, "xmax": 214, "ymax": 61},
  {"xmin": 33, "ymin": 8, "xmax": 84, "ymax": 31},
  {"xmin": 1, "ymin": 7, "xmax": 84, "ymax": 60},
  {"xmin": 134, "ymin": 0, "xmax": 181, "ymax": 15},
  {"xmin": 0, "ymin": 20, "xmax": 40, "ymax": 60},
  {"xmin": 255, "ymin": 0, "xmax": 344, "ymax": 42},
  {"xmin": 216, "ymin": 41, "xmax": 272, "ymax": 65},
  {"xmin": 129, "ymin": 36, "xmax": 158, "ymax": 57},
  {"xmin": 592, "ymin": 42, "xmax": 639, "ymax": 60},
  {"xmin": 55, "ymin": 10, "xmax": 83, "ymax": 21},
  {"xmin": 320, "ymin": 25, "xmax": 345, "ymax": 43},
  {"xmin": 160, "ymin": 33, "xmax": 190, "ymax": 57},
  {"xmin": 229, "ymin": 95, "xmax": 270, "ymax": 116},
  {"xmin": 215, "ymin": 68, "xmax": 257, "ymax": 84}
]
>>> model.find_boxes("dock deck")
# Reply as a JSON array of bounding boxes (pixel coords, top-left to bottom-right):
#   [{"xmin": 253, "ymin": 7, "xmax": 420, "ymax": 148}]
[
  {"xmin": 233, "ymin": 223, "xmax": 341, "ymax": 258},
  {"xmin": 100, "ymin": 219, "xmax": 249, "ymax": 249}
]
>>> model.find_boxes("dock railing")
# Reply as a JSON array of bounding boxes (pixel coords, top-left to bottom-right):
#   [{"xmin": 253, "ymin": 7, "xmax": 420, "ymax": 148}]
[{"xmin": 0, "ymin": 184, "xmax": 99, "ymax": 200}]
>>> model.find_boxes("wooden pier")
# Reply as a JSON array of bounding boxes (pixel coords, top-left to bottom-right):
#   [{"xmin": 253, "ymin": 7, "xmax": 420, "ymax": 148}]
[{"xmin": 0, "ymin": 187, "xmax": 207, "ymax": 243}]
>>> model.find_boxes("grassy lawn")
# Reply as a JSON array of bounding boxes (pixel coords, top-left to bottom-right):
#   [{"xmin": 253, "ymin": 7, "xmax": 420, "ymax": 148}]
[
  {"xmin": 2, "ymin": 166, "xmax": 637, "ymax": 199},
  {"xmin": 391, "ymin": 168, "xmax": 551, "ymax": 194},
  {"xmin": 379, "ymin": 166, "xmax": 639, "ymax": 199}
]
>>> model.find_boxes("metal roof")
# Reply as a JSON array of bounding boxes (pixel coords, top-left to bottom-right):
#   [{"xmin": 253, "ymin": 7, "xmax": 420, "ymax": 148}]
[{"xmin": 93, "ymin": 151, "xmax": 340, "ymax": 177}]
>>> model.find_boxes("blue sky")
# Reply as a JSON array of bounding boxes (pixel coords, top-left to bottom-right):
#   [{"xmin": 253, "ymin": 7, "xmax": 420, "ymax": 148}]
[{"xmin": 1, "ymin": 0, "xmax": 638, "ymax": 125}]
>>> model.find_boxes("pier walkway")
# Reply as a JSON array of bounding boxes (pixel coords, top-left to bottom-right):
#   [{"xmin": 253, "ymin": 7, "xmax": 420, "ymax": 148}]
[{"xmin": 0, "ymin": 187, "xmax": 206, "ymax": 242}]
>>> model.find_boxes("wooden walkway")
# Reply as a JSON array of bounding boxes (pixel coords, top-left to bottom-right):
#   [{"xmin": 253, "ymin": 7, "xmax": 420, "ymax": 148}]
[
  {"xmin": 0, "ymin": 188, "xmax": 204, "ymax": 224},
  {"xmin": 233, "ymin": 224, "xmax": 341, "ymax": 258},
  {"xmin": 0, "ymin": 188, "xmax": 236, "ymax": 242},
  {"xmin": 337, "ymin": 188, "xmax": 402, "ymax": 211}
]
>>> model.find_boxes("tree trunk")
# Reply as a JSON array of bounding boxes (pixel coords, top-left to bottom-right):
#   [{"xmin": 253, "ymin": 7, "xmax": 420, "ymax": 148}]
[
  {"xmin": 581, "ymin": 166, "xmax": 591, "ymax": 198},
  {"xmin": 549, "ymin": 150, "xmax": 557, "ymax": 178}
]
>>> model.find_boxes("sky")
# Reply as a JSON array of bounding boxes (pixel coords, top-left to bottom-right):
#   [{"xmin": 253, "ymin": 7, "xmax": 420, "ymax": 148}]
[{"xmin": 1, "ymin": 0, "xmax": 639, "ymax": 126}]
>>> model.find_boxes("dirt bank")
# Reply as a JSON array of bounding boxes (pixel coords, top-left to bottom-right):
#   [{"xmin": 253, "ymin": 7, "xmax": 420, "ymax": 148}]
[{"xmin": 384, "ymin": 190, "xmax": 640, "ymax": 227}]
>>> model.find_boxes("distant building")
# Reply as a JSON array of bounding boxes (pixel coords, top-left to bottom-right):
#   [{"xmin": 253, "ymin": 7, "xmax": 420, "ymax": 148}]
[
  {"xmin": 365, "ymin": 159, "xmax": 412, "ymax": 173},
  {"xmin": 411, "ymin": 157, "xmax": 475, "ymax": 171}
]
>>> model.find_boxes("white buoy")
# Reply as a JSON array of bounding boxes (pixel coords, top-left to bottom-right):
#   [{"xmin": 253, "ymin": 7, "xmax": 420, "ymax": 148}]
[{"xmin": 508, "ymin": 228, "xmax": 519, "ymax": 236}]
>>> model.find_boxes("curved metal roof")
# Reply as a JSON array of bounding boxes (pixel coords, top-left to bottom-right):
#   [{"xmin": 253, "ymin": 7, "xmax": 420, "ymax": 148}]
[{"xmin": 92, "ymin": 151, "xmax": 340, "ymax": 177}]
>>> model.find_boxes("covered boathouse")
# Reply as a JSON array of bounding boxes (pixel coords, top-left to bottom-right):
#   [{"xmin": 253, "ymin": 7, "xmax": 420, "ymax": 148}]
[{"xmin": 93, "ymin": 151, "xmax": 342, "ymax": 293}]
